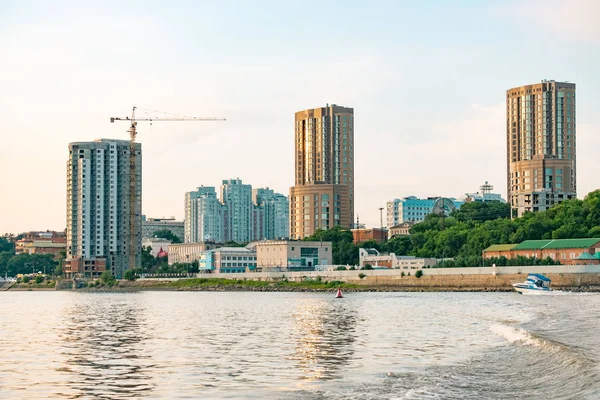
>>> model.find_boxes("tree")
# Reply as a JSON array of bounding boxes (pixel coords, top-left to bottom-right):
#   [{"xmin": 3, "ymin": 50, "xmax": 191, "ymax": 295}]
[
  {"xmin": 7, "ymin": 253, "xmax": 56, "ymax": 276},
  {"xmin": 223, "ymin": 241, "xmax": 247, "ymax": 248},
  {"xmin": 54, "ymin": 264, "xmax": 63, "ymax": 277},
  {"xmin": 141, "ymin": 246, "xmax": 156, "ymax": 270},
  {"xmin": 304, "ymin": 226, "xmax": 359, "ymax": 265},
  {"xmin": 123, "ymin": 269, "xmax": 137, "ymax": 281},
  {"xmin": 152, "ymin": 229, "xmax": 182, "ymax": 244},
  {"xmin": 452, "ymin": 201, "xmax": 510, "ymax": 222},
  {"xmin": 0, "ymin": 236, "xmax": 14, "ymax": 253},
  {"xmin": 100, "ymin": 271, "xmax": 116, "ymax": 284}
]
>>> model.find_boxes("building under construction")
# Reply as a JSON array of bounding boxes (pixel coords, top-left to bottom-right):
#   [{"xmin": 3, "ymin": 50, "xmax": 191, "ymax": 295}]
[{"xmin": 65, "ymin": 139, "xmax": 142, "ymax": 279}]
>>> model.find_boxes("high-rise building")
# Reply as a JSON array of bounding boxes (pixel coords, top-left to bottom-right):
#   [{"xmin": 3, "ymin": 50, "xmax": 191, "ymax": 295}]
[
  {"xmin": 253, "ymin": 188, "xmax": 290, "ymax": 240},
  {"xmin": 507, "ymin": 80, "xmax": 577, "ymax": 217},
  {"xmin": 65, "ymin": 139, "xmax": 141, "ymax": 278},
  {"xmin": 220, "ymin": 178, "xmax": 254, "ymax": 243},
  {"xmin": 184, "ymin": 186, "xmax": 224, "ymax": 243},
  {"xmin": 290, "ymin": 104, "xmax": 354, "ymax": 239}
]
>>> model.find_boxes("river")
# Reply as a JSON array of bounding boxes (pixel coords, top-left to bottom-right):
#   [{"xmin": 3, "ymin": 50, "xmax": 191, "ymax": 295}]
[{"xmin": 0, "ymin": 291, "xmax": 599, "ymax": 399}]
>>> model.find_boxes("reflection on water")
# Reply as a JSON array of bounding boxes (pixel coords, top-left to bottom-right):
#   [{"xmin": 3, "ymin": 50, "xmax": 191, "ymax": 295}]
[
  {"xmin": 57, "ymin": 294, "xmax": 154, "ymax": 398},
  {"xmin": 290, "ymin": 299, "xmax": 357, "ymax": 381},
  {"xmin": 2, "ymin": 292, "xmax": 600, "ymax": 398}
]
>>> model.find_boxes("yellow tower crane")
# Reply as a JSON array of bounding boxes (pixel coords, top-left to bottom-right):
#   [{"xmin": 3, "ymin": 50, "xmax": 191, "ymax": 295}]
[{"xmin": 110, "ymin": 106, "xmax": 225, "ymax": 272}]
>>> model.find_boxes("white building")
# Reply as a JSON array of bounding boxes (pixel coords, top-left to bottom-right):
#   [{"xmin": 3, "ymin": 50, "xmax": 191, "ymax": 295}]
[
  {"xmin": 66, "ymin": 139, "xmax": 142, "ymax": 278},
  {"xmin": 358, "ymin": 248, "xmax": 441, "ymax": 270},
  {"xmin": 221, "ymin": 178, "xmax": 254, "ymax": 243},
  {"xmin": 460, "ymin": 182, "xmax": 506, "ymax": 203},
  {"xmin": 252, "ymin": 188, "xmax": 289, "ymax": 240},
  {"xmin": 185, "ymin": 186, "xmax": 225, "ymax": 243},
  {"xmin": 168, "ymin": 242, "xmax": 223, "ymax": 265},
  {"xmin": 386, "ymin": 197, "xmax": 463, "ymax": 227}
]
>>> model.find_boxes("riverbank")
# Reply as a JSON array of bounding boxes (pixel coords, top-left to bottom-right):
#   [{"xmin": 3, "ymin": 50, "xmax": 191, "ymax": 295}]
[{"xmin": 5, "ymin": 272, "xmax": 600, "ymax": 292}]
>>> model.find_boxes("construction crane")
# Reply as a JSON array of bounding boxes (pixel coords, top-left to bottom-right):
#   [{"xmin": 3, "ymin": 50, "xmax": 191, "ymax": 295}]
[{"xmin": 110, "ymin": 106, "xmax": 225, "ymax": 272}]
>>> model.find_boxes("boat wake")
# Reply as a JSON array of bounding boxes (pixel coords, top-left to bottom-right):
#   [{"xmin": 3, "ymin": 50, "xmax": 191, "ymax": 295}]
[{"xmin": 489, "ymin": 323, "xmax": 549, "ymax": 347}]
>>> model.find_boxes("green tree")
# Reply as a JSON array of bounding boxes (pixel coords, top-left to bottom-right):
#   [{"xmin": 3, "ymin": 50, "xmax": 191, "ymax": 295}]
[
  {"xmin": 100, "ymin": 271, "xmax": 116, "ymax": 284},
  {"xmin": 141, "ymin": 246, "xmax": 156, "ymax": 271},
  {"xmin": 123, "ymin": 269, "xmax": 137, "ymax": 281},
  {"xmin": 303, "ymin": 226, "xmax": 359, "ymax": 265},
  {"xmin": 54, "ymin": 264, "xmax": 63, "ymax": 277},
  {"xmin": 152, "ymin": 229, "xmax": 182, "ymax": 244},
  {"xmin": 0, "ymin": 236, "xmax": 14, "ymax": 253},
  {"xmin": 452, "ymin": 201, "xmax": 510, "ymax": 222},
  {"xmin": 223, "ymin": 241, "xmax": 248, "ymax": 248}
]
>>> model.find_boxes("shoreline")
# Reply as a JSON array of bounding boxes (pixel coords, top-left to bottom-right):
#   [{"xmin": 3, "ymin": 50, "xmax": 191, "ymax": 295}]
[
  {"xmin": 5, "ymin": 278, "xmax": 600, "ymax": 293},
  {"xmin": 5, "ymin": 271, "xmax": 600, "ymax": 293}
]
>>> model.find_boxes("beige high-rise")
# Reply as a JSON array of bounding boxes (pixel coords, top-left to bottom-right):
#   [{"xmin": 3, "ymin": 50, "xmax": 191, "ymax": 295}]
[
  {"xmin": 507, "ymin": 80, "xmax": 576, "ymax": 217},
  {"xmin": 290, "ymin": 104, "xmax": 354, "ymax": 239}
]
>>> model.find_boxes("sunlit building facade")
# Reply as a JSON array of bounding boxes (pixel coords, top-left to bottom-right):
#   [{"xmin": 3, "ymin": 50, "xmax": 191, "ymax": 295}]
[
  {"xmin": 290, "ymin": 104, "xmax": 354, "ymax": 239},
  {"xmin": 506, "ymin": 80, "xmax": 577, "ymax": 217}
]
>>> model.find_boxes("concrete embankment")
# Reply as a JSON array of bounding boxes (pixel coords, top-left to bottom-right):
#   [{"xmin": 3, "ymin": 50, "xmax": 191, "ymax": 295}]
[
  {"xmin": 6, "ymin": 265, "xmax": 600, "ymax": 292},
  {"xmin": 123, "ymin": 268, "xmax": 600, "ymax": 292}
]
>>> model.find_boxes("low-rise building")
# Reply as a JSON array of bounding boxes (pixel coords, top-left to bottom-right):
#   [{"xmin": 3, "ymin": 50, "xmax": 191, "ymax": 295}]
[
  {"xmin": 351, "ymin": 228, "xmax": 387, "ymax": 244},
  {"xmin": 483, "ymin": 238, "xmax": 600, "ymax": 265},
  {"xmin": 386, "ymin": 196, "xmax": 464, "ymax": 226},
  {"xmin": 64, "ymin": 257, "xmax": 106, "ymax": 278},
  {"xmin": 389, "ymin": 222, "xmax": 414, "ymax": 237},
  {"xmin": 358, "ymin": 248, "xmax": 441, "ymax": 269},
  {"xmin": 142, "ymin": 216, "xmax": 185, "ymax": 241},
  {"xmin": 461, "ymin": 181, "xmax": 506, "ymax": 203},
  {"xmin": 142, "ymin": 238, "xmax": 172, "ymax": 257},
  {"xmin": 15, "ymin": 231, "xmax": 66, "ymax": 259},
  {"xmin": 198, "ymin": 247, "xmax": 257, "ymax": 273},
  {"xmin": 168, "ymin": 242, "xmax": 223, "ymax": 265},
  {"xmin": 256, "ymin": 240, "xmax": 333, "ymax": 271}
]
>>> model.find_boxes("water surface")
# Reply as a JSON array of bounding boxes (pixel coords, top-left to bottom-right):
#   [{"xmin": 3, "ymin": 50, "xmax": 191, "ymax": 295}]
[{"xmin": 1, "ymin": 291, "xmax": 599, "ymax": 399}]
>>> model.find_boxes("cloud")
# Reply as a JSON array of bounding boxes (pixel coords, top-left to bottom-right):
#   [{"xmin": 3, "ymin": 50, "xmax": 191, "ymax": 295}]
[
  {"xmin": 355, "ymin": 103, "xmax": 507, "ymax": 227},
  {"xmin": 504, "ymin": 0, "xmax": 600, "ymax": 42}
]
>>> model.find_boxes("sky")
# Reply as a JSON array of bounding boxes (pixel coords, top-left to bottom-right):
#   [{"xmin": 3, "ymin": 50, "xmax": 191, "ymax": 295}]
[{"xmin": 1, "ymin": 0, "xmax": 599, "ymax": 233}]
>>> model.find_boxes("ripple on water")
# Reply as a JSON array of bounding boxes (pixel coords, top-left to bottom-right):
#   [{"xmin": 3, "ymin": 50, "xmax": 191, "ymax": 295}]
[{"xmin": 1, "ymin": 291, "xmax": 600, "ymax": 399}]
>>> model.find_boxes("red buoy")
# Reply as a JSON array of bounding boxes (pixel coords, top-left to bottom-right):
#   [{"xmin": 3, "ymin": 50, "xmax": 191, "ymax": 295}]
[{"xmin": 335, "ymin": 287, "xmax": 343, "ymax": 298}]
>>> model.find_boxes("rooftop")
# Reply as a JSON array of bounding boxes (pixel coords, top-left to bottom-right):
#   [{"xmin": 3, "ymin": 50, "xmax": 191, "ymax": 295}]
[
  {"xmin": 483, "ymin": 244, "xmax": 518, "ymax": 252},
  {"xmin": 513, "ymin": 238, "xmax": 600, "ymax": 250}
]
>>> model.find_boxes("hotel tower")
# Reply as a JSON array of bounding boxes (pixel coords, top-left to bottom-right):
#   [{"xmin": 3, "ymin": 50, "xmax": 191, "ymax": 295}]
[
  {"xmin": 506, "ymin": 80, "xmax": 576, "ymax": 217},
  {"xmin": 289, "ymin": 104, "xmax": 354, "ymax": 239}
]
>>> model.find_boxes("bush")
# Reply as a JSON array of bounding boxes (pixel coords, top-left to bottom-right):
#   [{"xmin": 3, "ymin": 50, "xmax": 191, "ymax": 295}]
[
  {"xmin": 401, "ymin": 271, "xmax": 405, "ymax": 277},
  {"xmin": 100, "ymin": 271, "xmax": 116, "ymax": 284},
  {"xmin": 415, "ymin": 270, "xmax": 423, "ymax": 278},
  {"xmin": 123, "ymin": 269, "xmax": 137, "ymax": 281},
  {"xmin": 22, "ymin": 276, "xmax": 30, "ymax": 283},
  {"xmin": 349, "ymin": 266, "xmax": 356, "ymax": 270},
  {"xmin": 363, "ymin": 264, "xmax": 374, "ymax": 270},
  {"xmin": 358, "ymin": 273, "xmax": 366, "ymax": 279},
  {"xmin": 34, "ymin": 275, "xmax": 44, "ymax": 284},
  {"xmin": 335, "ymin": 266, "xmax": 347, "ymax": 271}
]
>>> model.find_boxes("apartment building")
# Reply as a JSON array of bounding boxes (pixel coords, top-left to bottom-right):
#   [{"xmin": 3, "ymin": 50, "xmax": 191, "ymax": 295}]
[{"xmin": 65, "ymin": 139, "xmax": 141, "ymax": 278}]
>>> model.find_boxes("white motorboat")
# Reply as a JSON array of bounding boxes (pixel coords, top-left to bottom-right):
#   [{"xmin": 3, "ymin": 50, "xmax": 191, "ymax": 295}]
[{"xmin": 512, "ymin": 273, "xmax": 553, "ymax": 295}]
